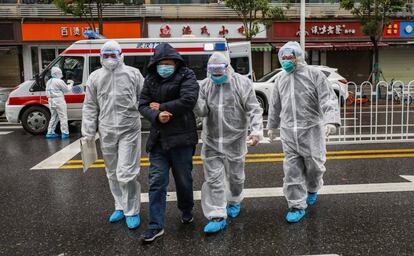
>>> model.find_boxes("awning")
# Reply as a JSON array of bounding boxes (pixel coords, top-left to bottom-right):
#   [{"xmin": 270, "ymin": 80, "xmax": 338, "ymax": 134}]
[
  {"xmin": 272, "ymin": 42, "xmax": 388, "ymax": 51},
  {"xmin": 272, "ymin": 43, "xmax": 333, "ymax": 50},
  {"xmin": 332, "ymin": 42, "xmax": 388, "ymax": 50},
  {"xmin": 251, "ymin": 43, "xmax": 273, "ymax": 52}
]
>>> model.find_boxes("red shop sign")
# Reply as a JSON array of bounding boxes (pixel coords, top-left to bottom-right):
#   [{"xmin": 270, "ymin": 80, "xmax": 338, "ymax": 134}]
[{"xmin": 273, "ymin": 21, "xmax": 368, "ymax": 41}]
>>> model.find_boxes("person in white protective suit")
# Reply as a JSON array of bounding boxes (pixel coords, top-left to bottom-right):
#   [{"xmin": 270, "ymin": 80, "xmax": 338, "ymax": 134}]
[
  {"xmin": 45, "ymin": 67, "xmax": 72, "ymax": 139},
  {"xmin": 194, "ymin": 52, "xmax": 263, "ymax": 234},
  {"xmin": 267, "ymin": 41, "xmax": 340, "ymax": 223},
  {"xmin": 81, "ymin": 40, "xmax": 144, "ymax": 230}
]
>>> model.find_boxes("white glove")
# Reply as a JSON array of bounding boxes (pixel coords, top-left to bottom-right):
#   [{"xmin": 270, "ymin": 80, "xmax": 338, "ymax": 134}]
[
  {"xmin": 325, "ymin": 124, "xmax": 337, "ymax": 137},
  {"xmin": 247, "ymin": 134, "xmax": 260, "ymax": 146},
  {"xmin": 268, "ymin": 128, "xmax": 278, "ymax": 142},
  {"xmin": 81, "ymin": 136, "xmax": 95, "ymax": 144},
  {"xmin": 67, "ymin": 79, "xmax": 74, "ymax": 87}
]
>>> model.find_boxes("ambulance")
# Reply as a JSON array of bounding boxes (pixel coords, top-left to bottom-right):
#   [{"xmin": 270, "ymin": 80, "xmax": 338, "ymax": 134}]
[{"xmin": 6, "ymin": 37, "xmax": 252, "ymax": 135}]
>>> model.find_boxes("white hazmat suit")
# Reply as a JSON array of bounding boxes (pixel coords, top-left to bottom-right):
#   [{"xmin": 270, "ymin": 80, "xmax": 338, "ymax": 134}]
[
  {"xmin": 195, "ymin": 52, "xmax": 263, "ymax": 220},
  {"xmin": 267, "ymin": 42, "xmax": 341, "ymax": 210},
  {"xmin": 82, "ymin": 40, "xmax": 144, "ymax": 216},
  {"xmin": 46, "ymin": 67, "xmax": 72, "ymax": 135}
]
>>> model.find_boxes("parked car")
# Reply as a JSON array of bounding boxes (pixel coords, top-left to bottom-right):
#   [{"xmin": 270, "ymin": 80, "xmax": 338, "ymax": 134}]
[
  {"xmin": 253, "ymin": 65, "xmax": 349, "ymax": 113},
  {"xmin": 0, "ymin": 87, "xmax": 14, "ymax": 116}
]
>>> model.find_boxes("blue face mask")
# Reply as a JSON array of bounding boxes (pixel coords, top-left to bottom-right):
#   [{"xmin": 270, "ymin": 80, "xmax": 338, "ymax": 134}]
[
  {"xmin": 210, "ymin": 74, "xmax": 228, "ymax": 85},
  {"xmin": 157, "ymin": 65, "xmax": 175, "ymax": 78},
  {"xmin": 281, "ymin": 60, "xmax": 296, "ymax": 73}
]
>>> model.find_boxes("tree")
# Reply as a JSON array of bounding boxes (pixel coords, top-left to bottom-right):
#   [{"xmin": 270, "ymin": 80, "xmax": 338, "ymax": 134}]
[
  {"xmin": 53, "ymin": 0, "xmax": 143, "ymax": 36},
  {"xmin": 225, "ymin": 0, "xmax": 286, "ymax": 40},
  {"xmin": 340, "ymin": 0, "xmax": 410, "ymax": 85}
]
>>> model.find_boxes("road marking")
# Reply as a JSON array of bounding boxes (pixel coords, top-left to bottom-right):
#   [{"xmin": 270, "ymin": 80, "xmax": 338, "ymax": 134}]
[
  {"xmin": 138, "ymin": 175, "xmax": 414, "ymax": 203},
  {"xmin": 0, "ymin": 126, "xmax": 22, "ymax": 129},
  {"xmin": 31, "ymin": 138, "xmax": 83, "ymax": 170},
  {"xmin": 0, "ymin": 131, "xmax": 12, "ymax": 135},
  {"xmin": 61, "ymin": 152, "xmax": 414, "ymax": 169}
]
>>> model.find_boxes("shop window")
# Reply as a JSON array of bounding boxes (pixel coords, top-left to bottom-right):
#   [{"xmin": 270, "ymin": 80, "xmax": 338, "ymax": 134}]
[
  {"xmin": 0, "ymin": 47, "xmax": 20, "ymax": 87},
  {"xmin": 0, "ymin": 24, "xmax": 14, "ymax": 41},
  {"xmin": 41, "ymin": 49, "xmax": 56, "ymax": 71},
  {"xmin": 252, "ymin": 51, "xmax": 264, "ymax": 80},
  {"xmin": 31, "ymin": 47, "xmax": 39, "ymax": 78},
  {"xmin": 230, "ymin": 57, "xmax": 249, "ymax": 75}
]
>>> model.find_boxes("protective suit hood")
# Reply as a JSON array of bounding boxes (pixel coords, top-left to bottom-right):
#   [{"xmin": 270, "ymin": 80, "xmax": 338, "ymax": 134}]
[
  {"xmin": 100, "ymin": 40, "xmax": 124, "ymax": 70},
  {"xmin": 51, "ymin": 67, "xmax": 63, "ymax": 79},
  {"xmin": 278, "ymin": 41, "xmax": 307, "ymax": 68},
  {"xmin": 207, "ymin": 52, "xmax": 234, "ymax": 79}
]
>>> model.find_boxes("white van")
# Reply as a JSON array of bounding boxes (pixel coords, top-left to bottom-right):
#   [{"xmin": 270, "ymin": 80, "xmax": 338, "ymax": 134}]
[{"xmin": 6, "ymin": 37, "xmax": 252, "ymax": 134}]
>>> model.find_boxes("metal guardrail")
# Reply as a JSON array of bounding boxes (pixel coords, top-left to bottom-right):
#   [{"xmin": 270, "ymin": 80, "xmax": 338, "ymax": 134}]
[{"xmin": 327, "ymin": 80, "xmax": 414, "ymax": 145}]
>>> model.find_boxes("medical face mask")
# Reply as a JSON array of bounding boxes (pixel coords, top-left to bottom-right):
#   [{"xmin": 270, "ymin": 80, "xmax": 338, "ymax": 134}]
[
  {"xmin": 210, "ymin": 74, "xmax": 228, "ymax": 85},
  {"xmin": 102, "ymin": 58, "xmax": 120, "ymax": 71},
  {"xmin": 281, "ymin": 60, "xmax": 296, "ymax": 73},
  {"xmin": 157, "ymin": 65, "xmax": 175, "ymax": 78}
]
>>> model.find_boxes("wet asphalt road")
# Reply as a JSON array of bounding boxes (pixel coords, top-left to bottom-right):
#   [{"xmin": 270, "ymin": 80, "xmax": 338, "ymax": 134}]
[{"xmin": 0, "ymin": 118, "xmax": 414, "ymax": 256}]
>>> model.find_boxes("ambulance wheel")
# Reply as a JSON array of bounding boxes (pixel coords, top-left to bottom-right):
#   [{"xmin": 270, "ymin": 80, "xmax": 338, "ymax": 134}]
[{"xmin": 21, "ymin": 105, "xmax": 50, "ymax": 135}]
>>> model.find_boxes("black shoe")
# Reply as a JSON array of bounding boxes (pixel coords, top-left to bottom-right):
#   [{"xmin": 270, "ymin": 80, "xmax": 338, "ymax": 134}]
[
  {"xmin": 141, "ymin": 228, "xmax": 164, "ymax": 243},
  {"xmin": 181, "ymin": 211, "xmax": 194, "ymax": 224}
]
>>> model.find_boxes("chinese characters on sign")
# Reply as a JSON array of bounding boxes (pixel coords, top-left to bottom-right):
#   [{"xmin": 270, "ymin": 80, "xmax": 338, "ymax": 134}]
[
  {"xmin": 158, "ymin": 24, "xmax": 246, "ymax": 38},
  {"xmin": 60, "ymin": 26, "xmax": 98, "ymax": 38},
  {"xmin": 201, "ymin": 25, "xmax": 210, "ymax": 36},
  {"xmin": 309, "ymin": 24, "xmax": 356, "ymax": 36},
  {"xmin": 182, "ymin": 25, "xmax": 192, "ymax": 35},
  {"xmin": 160, "ymin": 24, "xmax": 171, "ymax": 37}
]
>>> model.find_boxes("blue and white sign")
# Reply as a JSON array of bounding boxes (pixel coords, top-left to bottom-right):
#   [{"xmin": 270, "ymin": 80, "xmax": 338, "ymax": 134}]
[{"xmin": 400, "ymin": 22, "xmax": 414, "ymax": 37}]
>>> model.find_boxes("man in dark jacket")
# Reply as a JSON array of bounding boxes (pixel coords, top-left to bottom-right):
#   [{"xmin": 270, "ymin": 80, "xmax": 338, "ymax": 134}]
[{"xmin": 139, "ymin": 43, "xmax": 199, "ymax": 242}]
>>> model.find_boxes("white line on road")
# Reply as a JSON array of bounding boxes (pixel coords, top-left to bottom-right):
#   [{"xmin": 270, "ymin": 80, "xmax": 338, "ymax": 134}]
[
  {"xmin": 139, "ymin": 175, "xmax": 414, "ymax": 203},
  {"xmin": 0, "ymin": 131, "xmax": 12, "ymax": 135},
  {"xmin": 198, "ymin": 137, "xmax": 272, "ymax": 144},
  {"xmin": 0, "ymin": 126, "xmax": 22, "ymax": 129},
  {"xmin": 31, "ymin": 139, "xmax": 83, "ymax": 170}
]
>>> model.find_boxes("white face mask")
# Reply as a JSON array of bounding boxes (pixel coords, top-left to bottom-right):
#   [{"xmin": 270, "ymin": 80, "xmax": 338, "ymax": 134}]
[{"xmin": 102, "ymin": 58, "xmax": 120, "ymax": 71}]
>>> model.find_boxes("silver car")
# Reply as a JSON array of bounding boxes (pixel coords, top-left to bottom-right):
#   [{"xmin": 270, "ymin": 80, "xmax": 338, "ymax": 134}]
[{"xmin": 253, "ymin": 65, "xmax": 349, "ymax": 112}]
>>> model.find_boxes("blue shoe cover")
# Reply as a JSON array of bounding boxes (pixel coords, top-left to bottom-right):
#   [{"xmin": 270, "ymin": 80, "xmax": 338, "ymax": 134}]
[
  {"xmin": 109, "ymin": 210, "xmax": 124, "ymax": 223},
  {"xmin": 286, "ymin": 209, "xmax": 305, "ymax": 223},
  {"xmin": 61, "ymin": 133, "xmax": 70, "ymax": 139},
  {"xmin": 203, "ymin": 219, "xmax": 226, "ymax": 233},
  {"xmin": 126, "ymin": 215, "xmax": 141, "ymax": 229},
  {"xmin": 307, "ymin": 192, "xmax": 318, "ymax": 206},
  {"xmin": 227, "ymin": 203, "xmax": 241, "ymax": 218},
  {"xmin": 46, "ymin": 133, "xmax": 59, "ymax": 139}
]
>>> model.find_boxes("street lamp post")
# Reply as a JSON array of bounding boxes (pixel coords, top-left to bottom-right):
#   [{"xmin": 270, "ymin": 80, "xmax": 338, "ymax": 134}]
[{"xmin": 300, "ymin": 0, "xmax": 306, "ymax": 50}]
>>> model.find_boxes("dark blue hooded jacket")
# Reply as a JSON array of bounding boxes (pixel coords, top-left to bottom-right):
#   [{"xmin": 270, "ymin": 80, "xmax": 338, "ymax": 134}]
[{"xmin": 139, "ymin": 43, "xmax": 199, "ymax": 152}]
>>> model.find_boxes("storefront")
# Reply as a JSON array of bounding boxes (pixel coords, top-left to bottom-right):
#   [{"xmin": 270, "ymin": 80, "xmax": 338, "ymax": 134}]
[
  {"xmin": 0, "ymin": 21, "xmax": 22, "ymax": 88},
  {"xmin": 272, "ymin": 20, "xmax": 376, "ymax": 83},
  {"xmin": 380, "ymin": 21, "xmax": 414, "ymax": 83},
  {"xmin": 146, "ymin": 21, "xmax": 270, "ymax": 79},
  {"xmin": 21, "ymin": 21, "xmax": 142, "ymax": 81}
]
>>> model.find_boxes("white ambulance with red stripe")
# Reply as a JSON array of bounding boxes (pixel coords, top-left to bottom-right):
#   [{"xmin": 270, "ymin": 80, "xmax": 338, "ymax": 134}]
[{"xmin": 6, "ymin": 37, "xmax": 252, "ymax": 135}]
